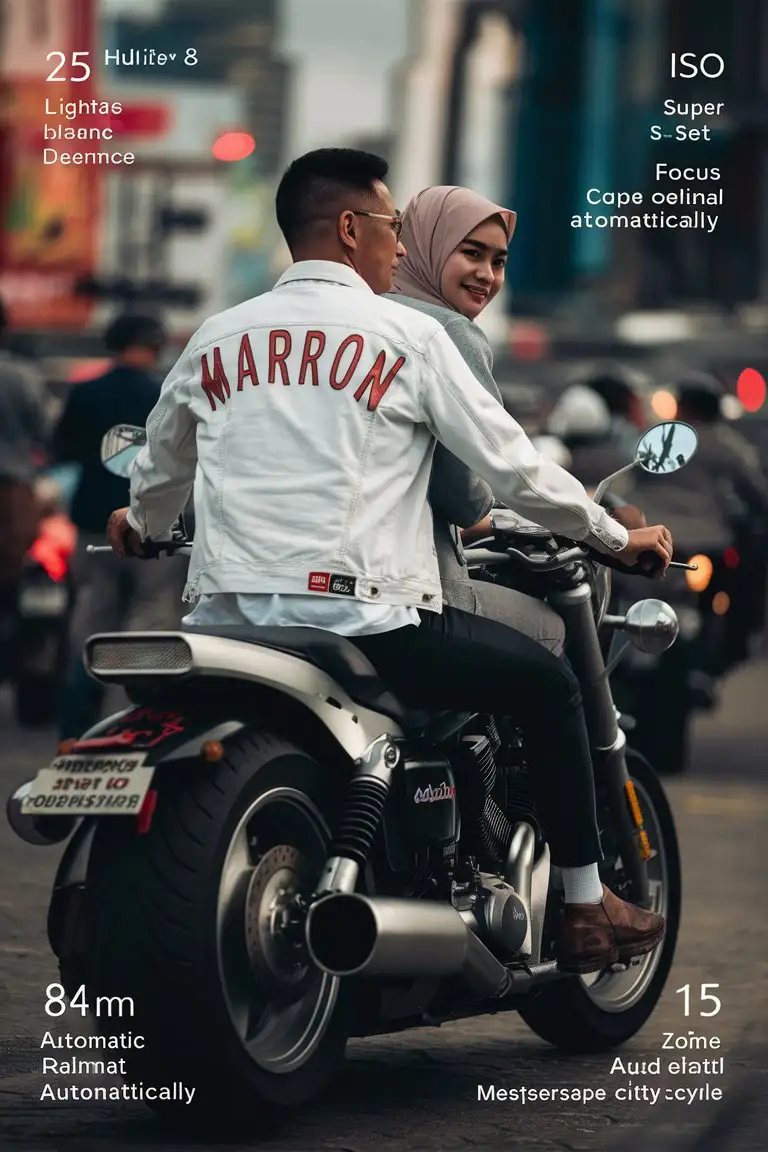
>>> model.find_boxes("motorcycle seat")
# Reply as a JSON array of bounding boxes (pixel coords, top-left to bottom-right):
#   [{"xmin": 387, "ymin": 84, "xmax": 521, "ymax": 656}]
[{"xmin": 186, "ymin": 624, "xmax": 435, "ymax": 734}]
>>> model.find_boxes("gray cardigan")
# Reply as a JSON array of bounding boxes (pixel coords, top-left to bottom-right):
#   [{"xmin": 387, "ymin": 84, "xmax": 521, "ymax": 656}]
[{"xmin": 384, "ymin": 293, "xmax": 501, "ymax": 612}]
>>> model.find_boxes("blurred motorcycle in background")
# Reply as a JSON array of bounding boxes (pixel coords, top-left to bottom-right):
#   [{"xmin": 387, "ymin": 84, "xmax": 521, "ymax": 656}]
[{"xmin": 0, "ymin": 465, "xmax": 78, "ymax": 727}]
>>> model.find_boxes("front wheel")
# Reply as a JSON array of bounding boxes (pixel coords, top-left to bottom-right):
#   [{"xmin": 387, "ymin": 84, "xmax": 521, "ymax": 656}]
[
  {"xmin": 80, "ymin": 729, "xmax": 352, "ymax": 1133},
  {"xmin": 519, "ymin": 750, "xmax": 680, "ymax": 1053}
]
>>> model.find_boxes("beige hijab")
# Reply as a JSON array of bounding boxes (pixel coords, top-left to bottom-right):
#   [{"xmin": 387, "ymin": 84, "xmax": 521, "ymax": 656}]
[{"xmin": 391, "ymin": 185, "xmax": 516, "ymax": 311}]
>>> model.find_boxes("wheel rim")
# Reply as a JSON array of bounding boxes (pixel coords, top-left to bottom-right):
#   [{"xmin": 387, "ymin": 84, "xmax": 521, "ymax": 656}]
[
  {"xmin": 580, "ymin": 776, "xmax": 668, "ymax": 1012},
  {"xmin": 216, "ymin": 786, "xmax": 340, "ymax": 1073}
]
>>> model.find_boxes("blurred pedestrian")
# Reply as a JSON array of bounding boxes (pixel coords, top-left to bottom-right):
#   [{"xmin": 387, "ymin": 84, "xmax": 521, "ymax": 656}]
[
  {"xmin": 0, "ymin": 297, "xmax": 49, "ymax": 599},
  {"xmin": 388, "ymin": 185, "xmax": 568, "ymax": 653},
  {"xmin": 53, "ymin": 313, "xmax": 185, "ymax": 738}
]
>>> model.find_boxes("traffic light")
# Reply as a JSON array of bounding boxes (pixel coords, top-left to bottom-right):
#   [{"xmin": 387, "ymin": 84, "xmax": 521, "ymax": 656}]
[
  {"xmin": 75, "ymin": 276, "xmax": 203, "ymax": 308},
  {"xmin": 157, "ymin": 206, "xmax": 209, "ymax": 233}
]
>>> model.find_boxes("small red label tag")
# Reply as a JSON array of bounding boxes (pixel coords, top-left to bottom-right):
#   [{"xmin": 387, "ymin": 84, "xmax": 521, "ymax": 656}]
[{"xmin": 308, "ymin": 571, "xmax": 330, "ymax": 592}]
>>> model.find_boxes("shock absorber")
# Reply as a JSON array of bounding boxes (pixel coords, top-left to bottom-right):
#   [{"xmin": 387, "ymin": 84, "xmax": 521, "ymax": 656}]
[{"xmin": 312, "ymin": 735, "xmax": 400, "ymax": 897}]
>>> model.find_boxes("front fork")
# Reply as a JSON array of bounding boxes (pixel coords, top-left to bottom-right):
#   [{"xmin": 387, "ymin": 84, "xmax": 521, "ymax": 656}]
[{"xmin": 549, "ymin": 580, "xmax": 651, "ymax": 907}]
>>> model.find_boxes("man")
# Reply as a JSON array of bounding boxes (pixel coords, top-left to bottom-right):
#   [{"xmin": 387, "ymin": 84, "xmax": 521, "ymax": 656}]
[
  {"xmin": 0, "ymin": 297, "xmax": 49, "ymax": 598},
  {"xmin": 107, "ymin": 148, "xmax": 672, "ymax": 973},
  {"xmin": 53, "ymin": 313, "xmax": 184, "ymax": 737}
]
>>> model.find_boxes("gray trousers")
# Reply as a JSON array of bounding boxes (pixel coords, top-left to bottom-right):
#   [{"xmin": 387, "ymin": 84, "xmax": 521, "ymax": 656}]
[{"xmin": 442, "ymin": 575, "xmax": 566, "ymax": 657}]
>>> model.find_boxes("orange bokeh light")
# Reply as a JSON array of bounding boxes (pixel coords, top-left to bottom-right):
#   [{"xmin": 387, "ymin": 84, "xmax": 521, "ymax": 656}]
[
  {"xmin": 736, "ymin": 367, "xmax": 766, "ymax": 413},
  {"xmin": 212, "ymin": 131, "xmax": 256, "ymax": 162}
]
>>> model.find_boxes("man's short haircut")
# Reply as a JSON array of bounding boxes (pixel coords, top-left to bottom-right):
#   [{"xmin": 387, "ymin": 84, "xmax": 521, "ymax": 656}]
[
  {"xmin": 275, "ymin": 148, "xmax": 389, "ymax": 250},
  {"xmin": 104, "ymin": 313, "xmax": 167, "ymax": 354}
]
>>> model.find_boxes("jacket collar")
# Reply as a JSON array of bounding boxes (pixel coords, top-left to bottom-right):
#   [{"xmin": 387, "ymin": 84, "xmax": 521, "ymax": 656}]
[{"xmin": 273, "ymin": 260, "xmax": 374, "ymax": 294}]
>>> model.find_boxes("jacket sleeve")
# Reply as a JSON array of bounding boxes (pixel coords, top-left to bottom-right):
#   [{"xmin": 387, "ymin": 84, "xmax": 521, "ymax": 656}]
[
  {"xmin": 427, "ymin": 317, "xmax": 500, "ymax": 526},
  {"xmin": 416, "ymin": 326, "xmax": 629, "ymax": 554},
  {"xmin": 126, "ymin": 343, "xmax": 198, "ymax": 540}
]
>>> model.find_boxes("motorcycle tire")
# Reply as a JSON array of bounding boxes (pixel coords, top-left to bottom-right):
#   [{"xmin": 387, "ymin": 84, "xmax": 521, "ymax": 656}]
[
  {"xmin": 518, "ymin": 751, "xmax": 681, "ymax": 1053},
  {"xmin": 79, "ymin": 727, "xmax": 352, "ymax": 1134}
]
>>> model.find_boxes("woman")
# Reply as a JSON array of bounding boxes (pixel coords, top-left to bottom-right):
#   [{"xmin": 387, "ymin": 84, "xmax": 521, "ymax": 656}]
[{"xmin": 387, "ymin": 186, "xmax": 566, "ymax": 655}]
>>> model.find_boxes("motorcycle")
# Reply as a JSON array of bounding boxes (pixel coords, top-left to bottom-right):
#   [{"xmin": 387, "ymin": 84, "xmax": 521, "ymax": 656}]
[{"xmin": 7, "ymin": 420, "xmax": 697, "ymax": 1134}]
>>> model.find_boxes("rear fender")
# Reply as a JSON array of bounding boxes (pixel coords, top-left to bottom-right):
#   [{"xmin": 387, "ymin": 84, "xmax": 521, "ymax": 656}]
[
  {"xmin": 47, "ymin": 707, "xmax": 247, "ymax": 965},
  {"xmin": 67, "ymin": 704, "xmax": 245, "ymax": 766}
]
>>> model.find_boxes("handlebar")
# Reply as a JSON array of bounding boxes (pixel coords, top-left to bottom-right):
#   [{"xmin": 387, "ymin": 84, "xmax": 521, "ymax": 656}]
[
  {"xmin": 466, "ymin": 532, "xmax": 698, "ymax": 577},
  {"xmin": 86, "ymin": 541, "xmax": 193, "ymax": 558}
]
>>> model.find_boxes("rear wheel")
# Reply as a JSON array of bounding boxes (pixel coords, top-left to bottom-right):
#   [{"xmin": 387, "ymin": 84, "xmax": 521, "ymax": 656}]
[
  {"xmin": 81, "ymin": 729, "xmax": 352, "ymax": 1134},
  {"xmin": 519, "ymin": 751, "xmax": 680, "ymax": 1052}
]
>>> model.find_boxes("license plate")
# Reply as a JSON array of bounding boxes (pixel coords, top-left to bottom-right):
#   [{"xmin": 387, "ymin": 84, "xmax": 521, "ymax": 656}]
[
  {"xmin": 20, "ymin": 753, "xmax": 154, "ymax": 816},
  {"xmin": 19, "ymin": 583, "xmax": 68, "ymax": 616}
]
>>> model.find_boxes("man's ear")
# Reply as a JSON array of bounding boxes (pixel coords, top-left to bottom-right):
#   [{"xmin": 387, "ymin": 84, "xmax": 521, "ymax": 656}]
[{"xmin": 338, "ymin": 210, "xmax": 359, "ymax": 251}]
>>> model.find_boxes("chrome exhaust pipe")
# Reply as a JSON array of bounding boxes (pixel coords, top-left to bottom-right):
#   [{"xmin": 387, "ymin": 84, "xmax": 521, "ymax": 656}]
[
  {"xmin": 6, "ymin": 781, "xmax": 77, "ymax": 846},
  {"xmin": 305, "ymin": 893, "xmax": 511, "ymax": 998}
]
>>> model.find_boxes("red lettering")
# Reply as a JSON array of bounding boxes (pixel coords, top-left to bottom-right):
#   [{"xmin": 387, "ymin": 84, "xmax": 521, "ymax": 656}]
[
  {"xmin": 298, "ymin": 330, "xmax": 326, "ymax": 386},
  {"xmin": 354, "ymin": 351, "xmax": 406, "ymax": 411},
  {"xmin": 200, "ymin": 347, "xmax": 231, "ymax": 411},
  {"xmin": 330, "ymin": 334, "xmax": 365, "ymax": 390},
  {"xmin": 237, "ymin": 332, "xmax": 259, "ymax": 389},
  {"xmin": 268, "ymin": 330, "xmax": 292, "ymax": 384}
]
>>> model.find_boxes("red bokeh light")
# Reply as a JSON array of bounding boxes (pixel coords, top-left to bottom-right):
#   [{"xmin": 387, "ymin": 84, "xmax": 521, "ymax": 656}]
[
  {"xmin": 723, "ymin": 547, "xmax": 740, "ymax": 569},
  {"xmin": 212, "ymin": 132, "xmax": 256, "ymax": 162},
  {"xmin": 736, "ymin": 367, "xmax": 766, "ymax": 412}
]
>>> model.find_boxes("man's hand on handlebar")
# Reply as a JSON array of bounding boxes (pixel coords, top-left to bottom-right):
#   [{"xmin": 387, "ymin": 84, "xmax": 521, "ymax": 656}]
[
  {"xmin": 107, "ymin": 507, "xmax": 151, "ymax": 558},
  {"xmin": 617, "ymin": 525, "xmax": 673, "ymax": 578}
]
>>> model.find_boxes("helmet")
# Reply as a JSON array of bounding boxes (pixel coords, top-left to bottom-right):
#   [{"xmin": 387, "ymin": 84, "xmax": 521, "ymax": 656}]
[
  {"xmin": 548, "ymin": 385, "xmax": 611, "ymax": 440},
  {"xmin": 581, "ymin": 363, "xmax": 644, "ymax": 423}
]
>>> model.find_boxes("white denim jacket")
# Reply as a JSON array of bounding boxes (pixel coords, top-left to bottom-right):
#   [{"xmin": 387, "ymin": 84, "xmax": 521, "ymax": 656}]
[{"xmin": 127, "ymin": 262, "xmax": 628, "ymax": 610}]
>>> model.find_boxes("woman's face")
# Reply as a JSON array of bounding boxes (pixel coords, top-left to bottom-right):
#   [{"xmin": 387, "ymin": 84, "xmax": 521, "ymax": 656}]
[{"xmin": 440, "ymin": 216, "xmax": 509, "ymax": 320}]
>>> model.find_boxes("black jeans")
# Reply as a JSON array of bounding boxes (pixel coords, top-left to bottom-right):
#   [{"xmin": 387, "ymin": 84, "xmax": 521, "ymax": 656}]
[{"xmin": 352, "ymin": 607, "xmax": 602, "ymax": 867}]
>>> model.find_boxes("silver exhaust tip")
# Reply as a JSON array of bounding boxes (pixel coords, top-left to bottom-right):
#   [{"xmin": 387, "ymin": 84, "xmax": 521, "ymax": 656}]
[
  {"xmin": 305, "ymin": 892, "xmax": 512, "ymax": 998},
  {"xmin": 6, "ymin": 781, "xmax": 77, "ymax": 846}
]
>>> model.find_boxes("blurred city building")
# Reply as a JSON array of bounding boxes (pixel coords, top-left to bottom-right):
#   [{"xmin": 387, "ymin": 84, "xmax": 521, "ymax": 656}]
[{"xmin": 1, "ymin": 0, "xmax": 768, "ymax": 382}]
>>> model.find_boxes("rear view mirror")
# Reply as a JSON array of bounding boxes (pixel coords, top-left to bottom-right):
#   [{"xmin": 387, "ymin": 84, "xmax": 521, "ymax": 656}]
[
  {"xmin": 635, "ymin": 421, "xmax": 698, "ymax": 475},
  {"xmin": 100, "ymin": 425, "xmax": 146, "ymax": 478}
]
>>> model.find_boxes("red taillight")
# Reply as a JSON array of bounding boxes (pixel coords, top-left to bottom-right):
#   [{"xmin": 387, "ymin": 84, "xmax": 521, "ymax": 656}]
[
  {"xmin": 136, "ymin": 789, "xmax": 158, "ymax": 835},
  {"xmin": 28, "ymin": 515, "xmax": 76, "ymax": 582},
  {"xmin": 723, "ymin": 547, "xmax": 740, "ymax": 569}
]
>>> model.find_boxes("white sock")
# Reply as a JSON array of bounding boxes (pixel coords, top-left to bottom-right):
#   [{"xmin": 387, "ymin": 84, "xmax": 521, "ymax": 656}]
[{"xmin": 561, "ymin": 863, "xmax": 603, "ymax": 904}]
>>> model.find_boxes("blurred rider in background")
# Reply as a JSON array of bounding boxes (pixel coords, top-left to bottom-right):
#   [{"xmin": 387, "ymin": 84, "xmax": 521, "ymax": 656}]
[
  {"xmin": 53, "ymin": 313, "xmax": 185, "ymax": 738},
  {"xmin": 547, "ymin": 384, "xmax": 636, "ymax": 497},
  {"xmin": 0, "ymin": 297, "xmax": 49, "ymax": 608},
  {"xmin": 582, "ymin": 365, "xmax": 647, "ymax": 462}
]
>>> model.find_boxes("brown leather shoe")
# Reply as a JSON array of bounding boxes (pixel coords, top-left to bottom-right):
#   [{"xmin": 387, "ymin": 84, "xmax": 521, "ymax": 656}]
[{"xmin": 556, "ymin": 885, "xmax": 665, "ymax": 975}]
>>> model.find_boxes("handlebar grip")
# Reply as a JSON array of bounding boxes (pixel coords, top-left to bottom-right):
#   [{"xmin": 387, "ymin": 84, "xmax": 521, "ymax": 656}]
[{"xmin": 637, "ymin": 550, "xmax": 666, "ymax": 576}]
